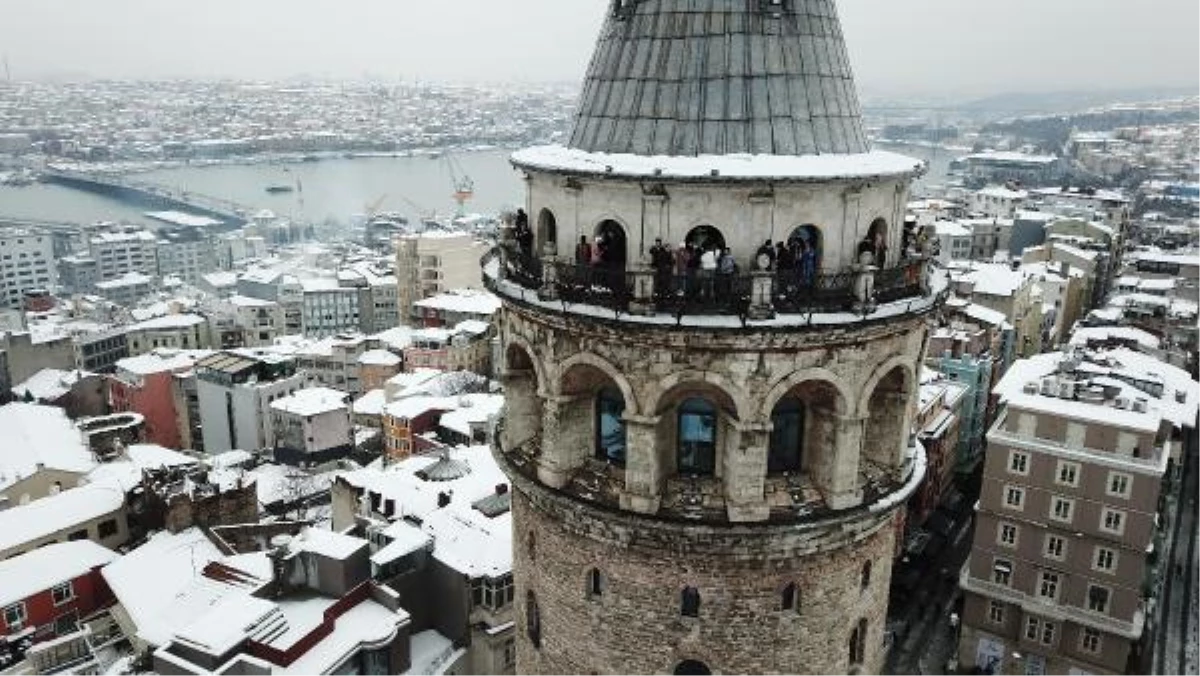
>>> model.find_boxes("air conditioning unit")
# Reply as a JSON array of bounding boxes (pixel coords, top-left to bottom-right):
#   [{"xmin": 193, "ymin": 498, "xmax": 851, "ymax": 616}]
[
  {"xmin": 1132, "ymin": 398, "xmax": 1148, "ymax": 413},
  {"xmin": 1058, "ymin": 382, "xmax": 1075, "ymax": 400},
  {"xmin": 1041, "ymin": 378, "xmax": 1057, "ymax": 396},
  {"xmin": 1023, "ymin": 381, "xmax": 1040, "ymax": 395},
  {"xmin": 1114, "ymin": 397, "xmax": 1130, "ymax": 410}
]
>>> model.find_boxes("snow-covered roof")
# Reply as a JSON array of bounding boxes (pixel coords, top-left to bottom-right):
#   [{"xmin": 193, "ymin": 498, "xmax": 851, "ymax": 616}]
[
  {"xmin": 95, "ymin": 272, "xmax": 153, "ymax": 290},
  {"xmin": 352, "ymin": 389, "xmax": 387, "ymax": 417},
  {"xmin": 965, "ymin": 151, "xmax": 1057, "ymax": 165},
  {"xmin": 338, "ymin": 446, "xmax": 507, "ymax": 523},
  {"xmin": 413, "ymin": 291, "xmax": 501, "ymax": 317},
  {"xmin": 284, "ymin": 526, "xmax": 366, "ymax": 561},
  {"xmin": 949, "ymin": 263, "xmax": 1031, "ymax": 297},
  {"xmin": 116, "ymin": 349, "xmax": 212, "ymax": 377},
  {"xmin": 372, "ymin": 326, "xmax": 415, "ymax": 351},
  {"xmin": 454, "ymin": 319, "xmax": 491, "ymax": 336},
  {"xmin": 358, "ymin": 349, "xmax": 402, "ymax": 367},
  {"xmin": 0, "ymin": 403, "xmax": 94, "ymax": 492},
  {"xmin": 206, "ymin": 449, "xmax": 254, "ymax": 469},
  {"xmin": 227, "ymin": 295, "xmax": 277, "ymax": 308},
  {"xmin": 421, "ymin": 501, "xmax": 512, "ymax": 578},
  {"xmin": 11, "ymin": 368, "xmax": 90, "ymax": 401},
  {"xmin": 934, "ymin": 221, "xmax": 972, "ymax": 238},
  {"xmin": 130, "ymin": 313, "xmax": 206, "ymax": 331},
  {"xmin": 0, "ymin": 485, "xmax": 125, "ymax": 553},
  {"xmin": 1069, "ymin": 326, "xmax": 1161, "ymax": 351},
  {"xmin": 438, "ymin": 395, "xmax": 505, "ymax": 438},
  {"xmin": 0, "ymin": 540, "xmax": 119, "ymax": 609},
  {"xmin": 270, "ymin": 387, "xmax": 350, "ymax": 417},
  {"xmin": 945, "ymin": 297, "xmax": 1008, "ymax": 328},
  {"xmin": 371, "ymin": 521, "xmax": 432, "ymax": 567},
  {"xmin": 513, "ymin": 145, "xmax": 925, "ymax": 182},
  {"xmin": 402, "ymin": 630, "xmax": 460, "ymax": 676},
  {"xmin": 85, "ymin": 444, "xmax": 199, "ymax": 492}
]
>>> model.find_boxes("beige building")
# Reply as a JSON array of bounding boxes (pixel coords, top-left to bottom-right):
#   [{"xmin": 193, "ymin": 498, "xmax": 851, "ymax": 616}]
[
  {"xmin": 957, "ymin": 348, "xmax": 1199, "ymax": 675},
  {"xmin": 396, "ymin": 232, "xmax": 489, "ymax": 326},
  {"xmin": 949, "ymin": 263, "xmax": 1043, "ymax": 358}
]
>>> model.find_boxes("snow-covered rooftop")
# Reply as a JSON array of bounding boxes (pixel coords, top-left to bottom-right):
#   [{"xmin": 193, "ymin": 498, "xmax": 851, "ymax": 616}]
[
  {"xmin": 352, "ymin": 389, "xmax": 387, "ymax": 417},
  {"xmin": 0, "ymin": 402, "xmax": 94, "ymax": 492},
  {"xmin": 116, "ymin": 349, "xmax": 212, "ymax": 377},
  {"xmin": 0, "ymin": 485, "xmax": 125, "ymax": 554},
  {"xmin": 0, "ymin": 540, "xmax": 119, "ymax": 609},
  {"xmin": 438, "ymin": 395, "xmax": 505, "ymax": 438},
  {"xmin": 338, "ymin": 446, "xmax": 507, "ymax": 523},
  {"xmin": 130, "ymin": 313, "xmax": 207, "ymax": 331},
  {"xmin": 10, "ymin": 368, "xmax": 90, "ymax": 401},
  {"xmin": 358, "ymin": 349, "xmax": 402, "ymax": 367},
  {"xmin": 270, "ymin": 387, "xmax": 350, "ymax": 417},
  {"xmin": 1069, "ymin": 326, "xmax": 1162, "ymax": 352},
  {"xmin": 413, "ymin": 291, "xmax": 501, "ymax": 317},
  {"xmin": 284, "ymin": 526, "xmax": 367, "ymax": 561},
  {"xmin": 421, "ymin": 503, "xmax": 511, "ymax": 578},
  {"xmin": 85, "ymin": 444, "xmax": 199, "ymax": 492}
]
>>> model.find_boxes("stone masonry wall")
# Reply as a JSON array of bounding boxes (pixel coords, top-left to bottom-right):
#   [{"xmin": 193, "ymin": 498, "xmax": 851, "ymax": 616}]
[{"xmin": 512, "ymin": 486, "xmax": 896, "ymax": 675}]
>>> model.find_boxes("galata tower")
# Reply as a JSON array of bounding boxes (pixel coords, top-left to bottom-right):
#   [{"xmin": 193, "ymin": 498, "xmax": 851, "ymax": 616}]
[{"xmin": 484, "ymin": 0, "xmax": 942, "ymax": 673}]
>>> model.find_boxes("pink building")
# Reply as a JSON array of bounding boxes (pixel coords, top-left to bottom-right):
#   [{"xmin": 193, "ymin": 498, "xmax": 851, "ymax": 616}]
[{"xmin": 109, "ymin": 350, "xmax": 210, "ymax": 450}]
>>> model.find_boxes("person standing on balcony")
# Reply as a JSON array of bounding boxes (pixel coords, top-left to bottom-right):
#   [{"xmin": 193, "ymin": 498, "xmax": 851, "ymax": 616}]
[
  {"xmin": 576, "ymin": 235, "xmax": 591, "ymax": 266},
  {"xmin": 756, "ymin": 239, "xmax": 775, "ymax": 271},
  {"xmin": 675, "ymin": 242, "xmax": 691, "ymax": 296},
  {"xmin": 651, "ymin": 238, "xmax": 672, "ymax": 300},
  {"xmin": 800, "ymin": 240, "xmax": 817, "ymax": 288},
  {"xmin": 717, "ymin": 247, "xmax": 737, "ymax": 301},
  {"xmin": 700, "ymin": 245, "xmax": 719, "ymax": 300}
]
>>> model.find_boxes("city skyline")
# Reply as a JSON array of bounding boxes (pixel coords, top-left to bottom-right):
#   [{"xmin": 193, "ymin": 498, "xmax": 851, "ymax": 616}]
[{"xmin": 0, "ymin": 0, "xmax": 1196, "ymax": 97}]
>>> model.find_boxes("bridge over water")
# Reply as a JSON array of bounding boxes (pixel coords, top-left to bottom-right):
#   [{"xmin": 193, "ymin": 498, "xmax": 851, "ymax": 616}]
[{"xmin": 40, "ymin": 169, "xmax": 252, "ymax": 228}]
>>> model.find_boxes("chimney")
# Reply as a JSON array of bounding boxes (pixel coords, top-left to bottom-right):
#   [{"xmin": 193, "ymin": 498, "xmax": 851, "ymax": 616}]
[
  {"xmin": 437, "ymin": 492, "xmax": 451, "ymax": 508},
  {"xmin": 496, "ymin": 483, "xmax": 508, "ymax": 495}
]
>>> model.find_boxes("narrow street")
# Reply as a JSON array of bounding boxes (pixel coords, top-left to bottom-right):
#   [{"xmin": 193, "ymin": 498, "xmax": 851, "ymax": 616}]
[{"xmin": 1154, "ymin": 433, "xmax": 1199, "ymax": 676}]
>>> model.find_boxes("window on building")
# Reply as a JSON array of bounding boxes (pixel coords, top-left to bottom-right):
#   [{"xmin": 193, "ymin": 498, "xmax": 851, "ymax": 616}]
[
  {"xmin": 1055, "ymin": 460, "xmax": 1080, "ymax": 487},
  {"xmin": 595, "ymin": 387, "xmax": 626, "ymax": 466},
  {"xmin": 1044, "ymin": 535, "xmax": 1066, "ymax": 561},
  {"xmin": 1004, "ymin": 485, "xmax": 1025, "ymax": 510},
  {"xmin": 860, "ymin": 561, "xmax": 872, "ymax": 590},
  {"xmin": 780, "ymin": 582, "xmax": 800, "ymax": 612},
  {"xmin": 768, "ymin": 398, "xmax": 804, "ymax": 473},
  {"xmin": 681, "ymin": 587, "xmax": 701, "ymax": 617},
  {"xmin": 998, "ymin": 523, "xmax": 1018, "ymax": 547},
  {"xmin": 1088, "ymin": 585, "xmax": 1111, "ymax": 614},
  {"xmin": 988, "ymin": 601, "xmax": 1005, "ymax": 624},
  {"xmin": 1101, "ymin": 508, "xmax": 1126, "ymax": 535},
  {"xmin": 67, "ymin": 529, "xmax": 88, "ymax": 541},
  {"xmin": 1038, "ymin": 572, "xmax": 1060, "ymax": 602},
  {"xmin": 2, "ymin": 603, "xmax": 25, "ymax": 631},
  {"xmin": 525, "ymin": 591, "xmax": 541, "ymax": 649},
  {"xmin": 503, "ymin": 638, "xmax": 516, "ymax": 669},
  {"xmin": 1107, "ymin": 472, "xmax": 1131, "ymax": 499},
  {"xmin": 1050, "ymin": 496, "xmax": 1074, "ymax": 523},
  {"xmin": 677, "ymin": 399, "xmax": 717, "ymax": 475},
  {"xmin": 1008, "ymin": 450, "xmax": 1029, "ymax": 475},
  {"xmin": 848, "ymin": 618, "xmax": 868, "ymax": 667},
  {"xmin": 97, "ymin": 519, "xmax": 118, "ymax": 538},
  {"xmin": 993, "ymin": 559, "xmax": 1013, "ymax": 586},
  {"xmin": 51, "ymin": 582, "xmax": 74, "ymax": 606},
  {"xmin": 587, "ymin": 568, "xmax": 604, "ymax": 599},
  {"xmin": 1094, "ymin": 547, "xmax": 1117, "ymax": 573},
  {"xmin": 1081, "ymin": 627, "xmax": 1102, "ymax": 654}
]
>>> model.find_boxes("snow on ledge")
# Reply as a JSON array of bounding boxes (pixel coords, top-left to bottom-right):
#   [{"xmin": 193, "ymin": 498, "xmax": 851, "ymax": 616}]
[
  {"xmin": 868, "ymin": 439, "xmax": 926, "ymax": 515},
  {"xmin": 511, "ymin": 145, "xmax": 926, "ymax": 182}
]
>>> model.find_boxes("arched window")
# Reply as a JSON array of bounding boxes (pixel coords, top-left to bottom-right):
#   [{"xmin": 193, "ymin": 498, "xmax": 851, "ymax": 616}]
[
  {"xmin": 595, "ymin": 386, "xmax": 626, "ymax": 465},
  {"xmin": 537, "ymin": 208, "xmax": 558, "ymax": 254},
  {"xmin": 527, "ymin": 532, "xmax": 536, "ymax": 562},
  {"xmin": 861, "ymin": 561, "xmax": 872, "ymax": 590},
  {"xmin": 868, "ymin": 218, "xmax": 888, "ymax": 266},
  {"xmin": 685, "ymin": 225, "xmax": 726, "ymax": 253},
  {"xmin": 681, "ymin": 586, "xmax": 701, "ymax": 617},
  {"xmin": 780, "ymin": 582, "xmax": 800, "ymax": 612},
  {"xmin": 678, "ymin": 398, "xmax": 717, "ymax": 475},
  {"xmin": 674, "ymin": 660, "xmax": 712, "ymax": 675},
  {"xmin": 526, "ymin": 590, "xmax": 541, "ymax": 648},
  {"xmin": 587, "ymin": 568, "xmax": 604, "ymax": 598},
  {"xmin": 786, "ymin": 225, "xmax": 823, "ymax": 284},
  {"xmin": 768, "ymin": 398, "xmax": 804, "ymax": 473},
  {"xmin": 849, "ymin": 618, "xmax": 867, "ymax": 667},
  {"xmin": 594, "ymin": 220, "xmax": 628, "ymax": 268}
]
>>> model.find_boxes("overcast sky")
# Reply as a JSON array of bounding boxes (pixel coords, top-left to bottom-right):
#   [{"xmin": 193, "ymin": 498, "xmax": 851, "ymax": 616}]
[{"xmin": 1, "ymin": 0, "xmax": 1196, "ymax": 97}]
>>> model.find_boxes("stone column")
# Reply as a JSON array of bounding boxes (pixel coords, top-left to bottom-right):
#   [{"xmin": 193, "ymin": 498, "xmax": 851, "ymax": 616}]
[
  {"xmin": 628, "ymin": 253, "xmax": 656, "ymax": 316},
  {"xmin": 500, "ymin": 371, "xmax": 541, "ymax": 451},
  {"xmin": 538, "ymin": 394, "xmax": 584, "ymax": 489},
  {"xmin": 725, "ymin": 422, "xmax": 770, "ymax": 522},
  {"xmin": 747, "ymin": 265, "xmax": 775, "ymax": 320},
  {"xmin": 828, "ymin": 413, "xmax": 866, "ymax": 510},
  {"xmin": 620, "ymin": 414, "xmax": 662, "ymax": 514},
  {"xmin": 539, "ymin": 246, "xmax": 559, "ymax": 302}
]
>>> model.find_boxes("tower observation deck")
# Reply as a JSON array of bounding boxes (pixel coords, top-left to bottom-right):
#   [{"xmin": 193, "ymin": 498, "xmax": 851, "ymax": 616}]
[{"xmin": 484, "ymin": 1, "xmax": 942, "ymax": 673}]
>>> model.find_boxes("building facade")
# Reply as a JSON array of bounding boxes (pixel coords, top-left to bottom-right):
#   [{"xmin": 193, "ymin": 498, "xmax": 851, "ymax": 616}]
[
  {"xmin": 0, "ymin": 228, "xmax": 56, "ymax": 310},
  {"xmin": 487, "ymin": 2, "xmax": 940, "ymax": 673}
]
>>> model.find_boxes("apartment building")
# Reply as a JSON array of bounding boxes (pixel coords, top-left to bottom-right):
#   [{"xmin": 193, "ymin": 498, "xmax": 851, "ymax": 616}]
[
  {"xmin": 194, "ymin": 351, "xmax": 306, "ymax": 454},
  {"xmin": 395, "ymin": 232, "xmax": 489, "ymax": 326},
  {"xmin": 89, "ymin": 229, "xmax": 158, "ymax": 282},
  {"xmin": 156, "ymin": 226, "xmax": 215, "ymax": 284},
  {"xmin": 0, "ymin": 228, "xmax": 56, "ymax": 310},
  {"xmin": 957, "ymin": 348, "xmax": 1199, "ymax": 675}
]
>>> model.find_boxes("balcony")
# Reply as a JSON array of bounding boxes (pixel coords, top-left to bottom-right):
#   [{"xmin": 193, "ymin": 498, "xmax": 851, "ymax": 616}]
[{"xmin": 482, "ymin": 243, "xmax": 945, "ymax": 327}]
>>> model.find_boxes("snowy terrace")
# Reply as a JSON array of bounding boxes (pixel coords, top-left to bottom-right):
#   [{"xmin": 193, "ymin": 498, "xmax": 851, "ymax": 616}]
[{"xmin": 482, "ymin": 246, "xmax": 946, "ymax": 328}]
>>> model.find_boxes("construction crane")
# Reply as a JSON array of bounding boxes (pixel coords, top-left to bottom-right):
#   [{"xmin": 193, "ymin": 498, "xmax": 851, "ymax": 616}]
[
  {"xmin": 364, "ymin": 193, "xmax": 389, "ymax": 218},
  {"xmin": 444, "ymin": 154, "xmax": 474, "ymax": 217}
]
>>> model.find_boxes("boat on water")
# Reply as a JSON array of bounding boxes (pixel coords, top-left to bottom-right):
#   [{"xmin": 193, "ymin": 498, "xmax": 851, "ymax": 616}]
[{"xmin": 265, "ymin": 184, "xmax": 294, "ymax": 194}]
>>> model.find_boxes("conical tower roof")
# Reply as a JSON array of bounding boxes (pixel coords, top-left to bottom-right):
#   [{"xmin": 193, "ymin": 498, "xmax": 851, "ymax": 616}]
[{"xmin": 568, "ymin": 0, "xmax": 869, "ymax": 158}]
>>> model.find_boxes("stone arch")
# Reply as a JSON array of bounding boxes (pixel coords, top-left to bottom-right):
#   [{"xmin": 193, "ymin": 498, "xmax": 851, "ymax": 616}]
[
  {"xmin": 557, "ymin": 352, "xmax": 639, "ymax": 416},
  {"xmin": 504, "ymin": 336, "xmax": 547, "ymax": 396},
  {"xmin": 558, "ymin": 355, "xmax": 636, "ymax": 468},
  {"xmin": 685, "ymin": 224, "xmax": 726, "ymax": 253},
  {"xmin": 858, "ymin": 357, "xmax": 916, "ymax": 470},
  {"xmin": 856, "ymin": 356, "xmax": 916, "ymax": 418},
  {"xmin": 761, "ymin": 368, "xmax": 853, "ymax": 420},
  {"xmin": 787, "ymin": 224, "xmax": 824, "ymax": 272},
  {"xmin": 537, "ymin": 208, "xmax": 558, "ymax": 255},
  {"xmin": 651, "ymin": 371, "xmax": 746, "ymax": 422},
  {"xmin": 594, "ymin": 218, "xmax": 629, "ymax": 268}
]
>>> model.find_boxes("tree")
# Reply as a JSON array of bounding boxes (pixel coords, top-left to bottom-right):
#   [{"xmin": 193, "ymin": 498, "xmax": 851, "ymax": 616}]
[{"xmin": 22, "ymin": 390, "xmax": 34, "ymax": 403}]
